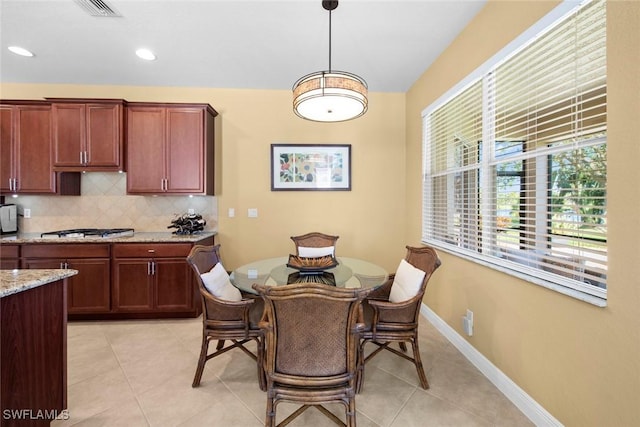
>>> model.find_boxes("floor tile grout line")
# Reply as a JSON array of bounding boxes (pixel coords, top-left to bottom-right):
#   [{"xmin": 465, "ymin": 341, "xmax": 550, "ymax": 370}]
[
  {"xmin": 217, "ymin": 372, "xmax": 266, "ymax": 425},
  {"xmin": 60, "ymin": 344, "xmax": 149, "ymax": 426},
  {"xmin": 386, "ymin": 387, "xmax": 418, "ymax": 427},
  {"xmin": 100, "ymin": 324, "xmax": 155, "ymax": 427}
]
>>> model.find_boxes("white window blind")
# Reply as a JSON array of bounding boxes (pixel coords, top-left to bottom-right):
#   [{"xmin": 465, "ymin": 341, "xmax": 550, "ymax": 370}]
[{"xmin": 422, "ymin": 0, "xmax": 607, "ymax": 302}]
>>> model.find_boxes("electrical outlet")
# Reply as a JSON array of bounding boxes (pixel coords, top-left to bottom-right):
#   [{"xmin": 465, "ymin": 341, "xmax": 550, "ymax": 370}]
[
  {"xmin": 462, "ymin": 309, "xmax": 474, "ymax": 336},
  {"xmin": 23, "ymin": 208, "xmax": 31, "ymax": 218},
  {"xmin": 248, "ymin": 208, "xmax": 258, "ymax": 218},
  {"xmin": 463, "ymin": 317, "xmax": 473, "ymax": 336}
]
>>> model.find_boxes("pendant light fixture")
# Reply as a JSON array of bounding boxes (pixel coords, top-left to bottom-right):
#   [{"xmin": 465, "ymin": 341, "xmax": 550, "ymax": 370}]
[{"xmin": 292, "ymin": 0, "xmax": 368, "ymax": 122}]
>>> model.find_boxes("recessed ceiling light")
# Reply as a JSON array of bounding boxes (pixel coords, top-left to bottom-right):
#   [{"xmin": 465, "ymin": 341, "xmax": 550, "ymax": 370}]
[
  {"xmin": 8, "ymin": 46, "xmax": 34, "ymax": 57},
  {"xmin": 136, "ymin": 48, "xmax": 156, "ymax": 61}
]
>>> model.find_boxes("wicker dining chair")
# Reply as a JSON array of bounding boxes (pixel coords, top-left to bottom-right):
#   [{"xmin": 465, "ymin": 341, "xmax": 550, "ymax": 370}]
[
  {"xmin": 187, "ymin": 244, "xmax": 265, "ymax": 390},
  {"xmin": 357, "ymin": 245, "xmax": 441, "ymax": 392},
  {"xmin": 290, "ymin": 232, "xmax": 339, "ymax": 257},
  {"xmin": 253, "ymin": 282, "xmax": 373, "ymax": 427}
]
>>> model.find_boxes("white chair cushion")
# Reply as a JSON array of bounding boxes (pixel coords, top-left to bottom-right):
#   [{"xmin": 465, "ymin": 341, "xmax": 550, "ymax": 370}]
[
  {"xmin": 200, "ymin": 262, "xmax": 242, "ymax": 302},
  {"xmin": 298, "ymin": 246, "xmax": 335, "ymax": 257},
  {"xmin": 389, "ymin": 259, "xmax": 427, "ymax": 303}
]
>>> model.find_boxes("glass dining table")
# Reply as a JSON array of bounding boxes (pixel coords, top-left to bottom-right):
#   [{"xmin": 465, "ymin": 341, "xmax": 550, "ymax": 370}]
[{"xmin": 230, "ymin": 256, "xmax": 389, "ymax": 294}]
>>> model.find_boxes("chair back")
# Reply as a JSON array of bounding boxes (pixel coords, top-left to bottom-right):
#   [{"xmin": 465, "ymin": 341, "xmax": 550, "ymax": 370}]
[
  {"xmin": 254, "ymin": 283, "xmax": 371, "ymax": 384},
  {"xmin": 403, "ymin": 245, "xmax": 441, "ymax": 321},
  {"xmin": 290, "ymin": 232, "xmax": 339, "ymax": 256},
  {"xmin": 405, "ymin": 245, "xmax": 441, "ymax": 288},
  {"xmin": 187, "ymin": 244, "xmax": 222, "ymax": 277},
  {"xmin": 187, "ymin": 244, "xmax": 244, "ymax": 327}
]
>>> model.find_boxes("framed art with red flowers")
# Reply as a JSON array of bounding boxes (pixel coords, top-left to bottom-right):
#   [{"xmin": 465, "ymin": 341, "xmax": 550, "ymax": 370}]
[{"xmin": 271, "ymin": 144, "xmax": 351, "ymax": 191}]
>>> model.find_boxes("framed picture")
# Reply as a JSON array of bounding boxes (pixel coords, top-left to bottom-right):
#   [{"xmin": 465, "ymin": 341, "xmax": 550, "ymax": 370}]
[{"xmin": 271, "ymin": 144, "xmax": 351, "ymax": 191}]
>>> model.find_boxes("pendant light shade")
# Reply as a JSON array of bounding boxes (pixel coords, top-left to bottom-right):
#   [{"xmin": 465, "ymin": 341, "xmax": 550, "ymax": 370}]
[{"xmin": 293, "ymin": 1, "xmax": 368, "ymax": 122}]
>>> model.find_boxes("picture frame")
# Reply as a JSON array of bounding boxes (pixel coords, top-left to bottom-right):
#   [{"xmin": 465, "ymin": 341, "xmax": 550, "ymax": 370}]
[{"xmin": 271, "ymin": 144, "xmax": 351, "ymax": 191}]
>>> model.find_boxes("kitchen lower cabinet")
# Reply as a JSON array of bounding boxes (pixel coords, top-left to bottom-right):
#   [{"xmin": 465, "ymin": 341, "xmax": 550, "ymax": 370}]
[
  {"xmin": 22, "ymin": 244, "xmax": 111, "ymax": 314},
  {"xmin": 18, "ymin": 236, "xmax": 213, "ymax": 319},
  {"xmin": 0, "ymin": 244, "xmax": 19, "ymax": 269},
  {"xmin": 112, "ymin": 242, "xmax": 205, "ymax": 317}
]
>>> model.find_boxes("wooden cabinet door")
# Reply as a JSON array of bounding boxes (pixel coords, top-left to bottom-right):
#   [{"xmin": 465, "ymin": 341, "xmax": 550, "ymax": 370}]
[
  {"xmin": 165, "ymin": 108, "xmax": 204, "ymax": 193},
  {"xmin": 126, "ymin": 107, "xmax": 166, "ymax": 193},
  {"xmin": 0, "ymin": 106, "xmax": 15, "ymax": 193},
  {"xmin": 86, "ymin": 103, "xmax": 122, "ymax": 168},
  {"xmin": 52, "ymin": 100, "xmax": 123, "ymax": 170},
  {"xmin": 66, "ymin": 258, "xmax": 111, "ymax": 313},
  {"xmin": 15, "ymin": 105, "xmax": 55, "ymax": 193},
  {"xmin": 23, "ymin": 257, "xmax": 111, "ymax": 314},
  {"xmin": 112, "ymin": 258, "xmax": 154, "ymax": 311},
  {"xmin": 155, "ymin": 258, "xmax": 193, "ymax": 311},
  {"xmin": 52, "ymin": 103, "xmax": 84, "ymax": 167}
]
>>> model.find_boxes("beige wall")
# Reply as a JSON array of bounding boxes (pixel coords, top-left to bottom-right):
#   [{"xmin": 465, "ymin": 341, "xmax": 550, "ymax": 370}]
[
  {"xmin": 3, "ymin": 1, "xmax": 638, "ymax": 424},
  {"xmin": 0, "ymin": 84, "xmax": 408, "ymax": 271},
  {"xmin": 405, "ymin": 1, "xmax": 640, "ymax": 426}
]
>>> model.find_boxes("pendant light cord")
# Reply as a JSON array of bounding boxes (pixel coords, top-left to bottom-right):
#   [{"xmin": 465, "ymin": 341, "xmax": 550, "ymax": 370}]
[{"xmin": 328, "ymin": 7, "xmax": 332, "ymax": 72}]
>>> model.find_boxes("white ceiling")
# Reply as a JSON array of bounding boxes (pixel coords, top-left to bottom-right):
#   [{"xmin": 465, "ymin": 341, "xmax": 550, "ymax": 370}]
[{"xmin": 0, "ymin": 0, "xmax": 486, "ymax": 93}]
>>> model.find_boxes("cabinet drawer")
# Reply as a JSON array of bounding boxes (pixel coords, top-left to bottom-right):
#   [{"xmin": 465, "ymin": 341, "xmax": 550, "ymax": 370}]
[
  {"xmin": 112, "ymin": 243, "xmax": 192, "ymax": 258},
  {"xmin": 22, "ymin": 243, "xmax": 110, "ymax": 258},
  {"xmin": 0, "ymin": 244, "xmax": 19, "ymax": 258}
]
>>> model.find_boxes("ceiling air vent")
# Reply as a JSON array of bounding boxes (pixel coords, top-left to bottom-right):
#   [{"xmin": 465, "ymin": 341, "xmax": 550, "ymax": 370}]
[{"xmin": 75, "ymin": 0, "xmax": 121, "ymax": 17}]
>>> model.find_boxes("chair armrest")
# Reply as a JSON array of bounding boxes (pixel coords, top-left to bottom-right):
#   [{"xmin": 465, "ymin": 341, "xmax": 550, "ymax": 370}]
[
  {"xmin": 368, "ymin": 294, "xmax": 422, "ymax": 324},
  {"xmin": 200, "ymin": 289, "xmax": 256, "ymax": 320},
  {"xmin": 368, "ymin": 297, "xmax": 413, "ymax": 311}
]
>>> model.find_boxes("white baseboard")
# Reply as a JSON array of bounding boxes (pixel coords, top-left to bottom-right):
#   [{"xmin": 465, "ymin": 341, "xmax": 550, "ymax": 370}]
[{"xmin": 421, "ymin": 304, "xmax": 563, "ymax": 427}]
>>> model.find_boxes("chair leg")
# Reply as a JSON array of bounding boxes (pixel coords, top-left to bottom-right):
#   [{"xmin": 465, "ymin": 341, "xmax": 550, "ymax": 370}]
[
  {"xmin": 192, "ymin": 335, "xmax": 210, "ymax": 387},
  {"xmin": 257, "ymin": 336, "xmax": 266, "ymax": 391},
  {"xmin": 411, "ymin": 338, "xmax": 429, "ymax": 389},
  {"xmin": 356, "ymin": 340, "xmax": 367, "ymax": 393},
  {"xmin": 265, "ymin": 395, "xmax": 276, "ymax": 427},
  {"xmin": 216, "ymin": 339, "xmax": 225, "ymax": 350},
  {"xmin": 346, "ymin": 397, "xmax": 357, "ymax": 427},
  {"xmin": 399, "ymin": 342, "xmax": 408, "ymax": 352}
]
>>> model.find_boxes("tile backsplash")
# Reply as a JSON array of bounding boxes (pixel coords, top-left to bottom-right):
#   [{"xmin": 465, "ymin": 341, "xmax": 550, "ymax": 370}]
[{"xmin": 13, "ymin": 172, "xmax": 217, "ymax": 233}]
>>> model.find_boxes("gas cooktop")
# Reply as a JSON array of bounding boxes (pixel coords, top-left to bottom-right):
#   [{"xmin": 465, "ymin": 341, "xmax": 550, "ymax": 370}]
[{"xmin": 40, "ymin": 228, "xmax": 134, "ymax": 239}]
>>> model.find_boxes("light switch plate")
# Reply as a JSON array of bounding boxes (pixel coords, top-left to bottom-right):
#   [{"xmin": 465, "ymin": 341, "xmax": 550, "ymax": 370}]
[{"xmin": 248, "ymin": 208, "xmax": 258, "ymax": 218}]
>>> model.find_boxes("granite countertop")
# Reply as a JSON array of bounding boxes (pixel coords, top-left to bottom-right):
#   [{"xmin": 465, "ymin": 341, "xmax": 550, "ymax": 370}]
[
  {"xmin": 0, "ymin": 231, "xmax": 216, "ymax": 244},
  {"xmin": 0, "ymin": 269, "xmax": 79, "ymax": 298}
]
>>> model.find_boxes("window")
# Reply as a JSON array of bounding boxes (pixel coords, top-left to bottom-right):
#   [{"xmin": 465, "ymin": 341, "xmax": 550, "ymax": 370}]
[{"xmin": 422, "ymin": 0, "xmax": 607, "ymax": 303}]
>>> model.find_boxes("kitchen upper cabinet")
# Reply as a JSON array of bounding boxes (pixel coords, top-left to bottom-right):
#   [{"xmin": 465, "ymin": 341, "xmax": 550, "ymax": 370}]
[
  {"xmin": 126, "ymin": 103, "xmax": 217, "ymax": 195},
  {"xmin": 50, "ymin": 98, "xmax": 125, "ymax": 171},
  {"xmin": 0, "ymin": 102, "xmax": 56, "ymax": 194},
  {"xmin": 22, "ymin": 243, "xmax": 111, "ymax": 314}
]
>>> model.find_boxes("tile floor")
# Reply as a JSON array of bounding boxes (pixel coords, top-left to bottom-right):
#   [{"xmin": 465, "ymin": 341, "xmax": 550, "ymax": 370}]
[{"xmin": 52, "ymin": 316, "xmax": 533, "ymax": 427}]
